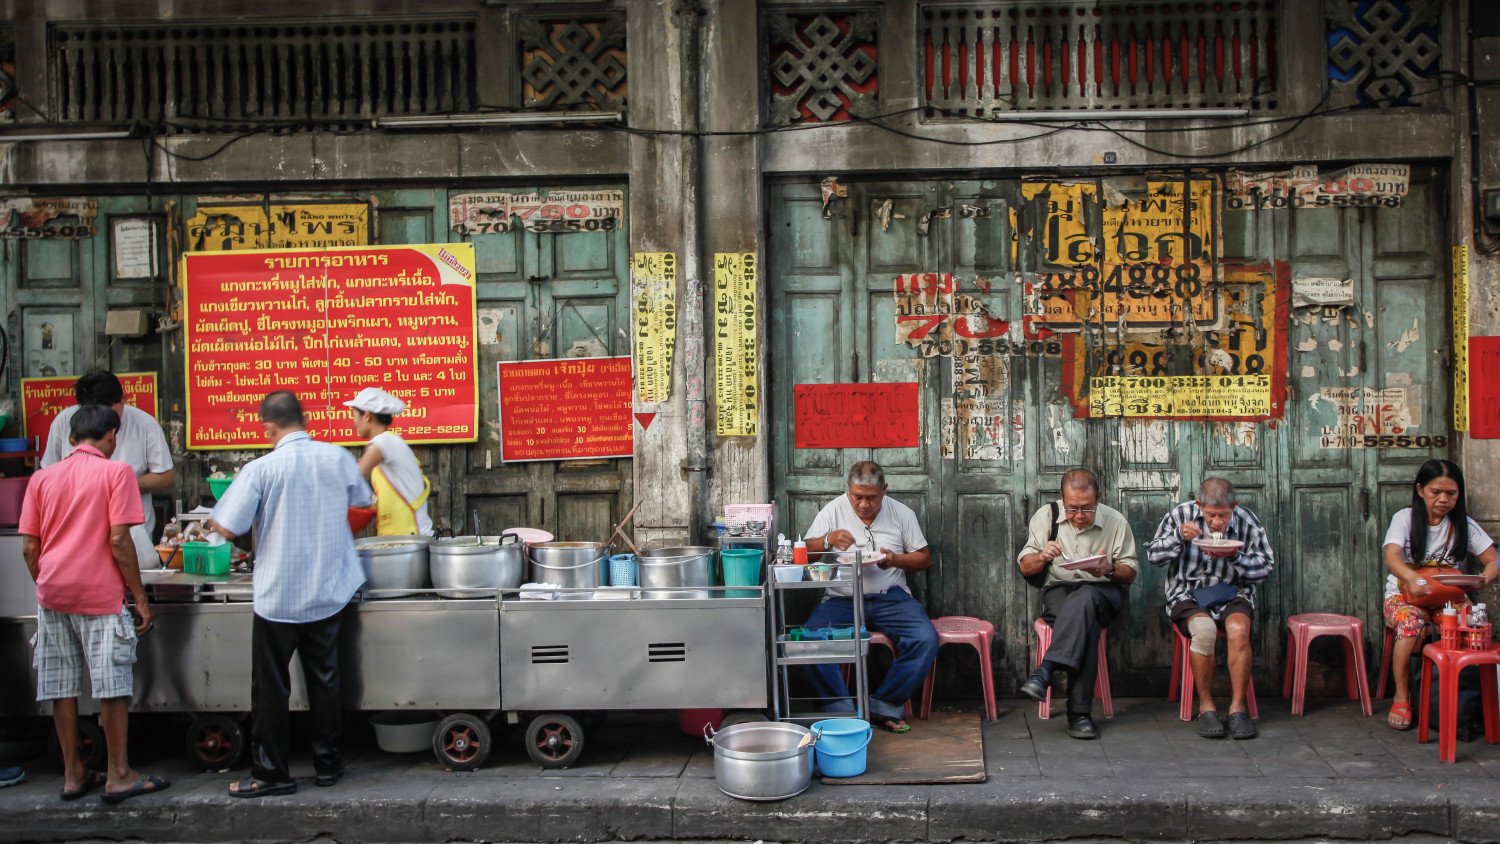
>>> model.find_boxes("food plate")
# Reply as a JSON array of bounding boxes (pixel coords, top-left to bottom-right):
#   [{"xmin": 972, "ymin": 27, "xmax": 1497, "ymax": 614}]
[
  {"xmin": 503, "ymin": 527, "xmax": 554, "ymax": 544},
  {"xmin": 836, "ymin": 550, "xmax": 886, "ymax": 566},
  {"xmin": 1431, "ymin": 573, "xmax": 1486, "ymax": 588},
  {"xmin": 1192, "ymin": 538, "xmax": 1244, "ymax": 552},
  {"xmin": 1060, "ymin": 554, "xmax": 1106, "ymax": 571}
]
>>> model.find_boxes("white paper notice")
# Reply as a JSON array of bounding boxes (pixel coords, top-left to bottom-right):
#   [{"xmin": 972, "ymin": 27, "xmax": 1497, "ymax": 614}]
[
  {"xmin": 113, "ymin": 219, "xmax": 157, "ymax": 279},
  {"xmin": 1291, "ymin": 276, "xmax": 1354, "ymax": 309}
]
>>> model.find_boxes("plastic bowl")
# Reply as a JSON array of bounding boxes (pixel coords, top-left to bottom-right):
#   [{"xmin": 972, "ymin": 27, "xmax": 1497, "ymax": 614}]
[
  {"xmin": 207, "ymin": 475, "xmax": 235, "ymax": 499},
  {"xmin": 773, "ymin": 564, "xmax": 804, "ymax": 583},
  {"xmin": 0, "ymin": 437, "xmax": 30, "ymax": 453},
  {"xmin": 369, "ymin": 711, "xmax": 440, "ymax": 753}
]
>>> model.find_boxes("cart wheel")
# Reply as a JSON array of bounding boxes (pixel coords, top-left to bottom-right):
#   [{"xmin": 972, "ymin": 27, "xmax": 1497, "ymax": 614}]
[
  {"xmin": 719, "ymin": 711, "xmax": 769, "ymax": 728},
  {"xmin": 433, "ymin": 713, "xmax": 492, "ymax": 772},
  {"xmin": 185, "ymin": 714, "xmax": 246, "ymax": 771},
  {"xmin": 45, "ymin": 717, "xmax": 106, "ymax": 771},
  {"xmin": 524, "ymin": 713, "xmax": 585, "ymax": 769}
]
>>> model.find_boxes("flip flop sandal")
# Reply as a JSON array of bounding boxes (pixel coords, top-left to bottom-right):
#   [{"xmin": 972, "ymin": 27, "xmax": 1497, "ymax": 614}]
[
  {"xmin": 1386, "ymin": 701, "xmax": 1415, "ymax": 731},
  {"xmin": 1196, "ymin": 711, "xmax": 1226, "ymax": 739},
  {"xmin": 228, "ymin": 777, "xmax": 297, "ymax": 799},
  {"xmin": 60, "ymin": 770, "xmax": 105, "ymax": 801},
  {"xmin": 1227, "ymin": 711, "xmax": 1258, "ymax": 740},
  {"xmin": 875, "ymin": 718, "xmax": 912, "ymax": 734},
  {"xmin": 101, "ymin": 774, "xmax": 169, "ymax": 805}
]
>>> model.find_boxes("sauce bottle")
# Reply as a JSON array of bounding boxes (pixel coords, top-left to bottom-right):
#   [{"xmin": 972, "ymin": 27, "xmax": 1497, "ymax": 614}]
[
  {"xmin": 1441, "ymin": 602, "xmax": 1459, "ymax": 629},
  {"xmin": 793, "ymin": 536, "xmax": 808, "ymax": 565}
]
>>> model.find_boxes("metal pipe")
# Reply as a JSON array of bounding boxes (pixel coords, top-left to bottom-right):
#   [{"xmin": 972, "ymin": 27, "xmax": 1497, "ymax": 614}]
[
  {"xmin": 979, "ymin": 108, "xmax": 1250, "ymax": 121},
  {"xmin": 682, "ymin": 0, "xmax": 710, "ymax": 546}
]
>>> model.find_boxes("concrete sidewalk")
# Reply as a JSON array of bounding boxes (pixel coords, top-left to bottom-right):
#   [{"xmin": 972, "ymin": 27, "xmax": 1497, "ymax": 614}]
[{"xmin": 1, "ymin": 697, "xmax": 1498, "ymax": 843}]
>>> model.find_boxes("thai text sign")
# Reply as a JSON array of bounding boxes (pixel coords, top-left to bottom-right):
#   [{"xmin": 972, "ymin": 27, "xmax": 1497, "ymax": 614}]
[
  {"xmin": 1454, "ymin": 245, "xmax": 1470, "ymax": 432},
  {"xmin": 714, "ymin": 252, "xmax": 760, "ymax": 436},
  {"xmin": 632, "ymin": 252, "xmax": 677, "ymax": 405},
  {"xmin": 1469, "ymin": 337, "xmax": 1500, "ymax": 439},
  {"xmin": 1225, "ymin": 164, "xmax": 1409, "ymax": 210},
  {"xmin": 21, "ymin": 373, "xmax": 159, "ymax": 454},
  {"xmin": 497, "ymin": 357, "xmax": 633, "ymax": 462},
  {"xmin": 182, "ymin": 245, "xmax": 479, "ymax": 449},
  {"xmin": 449, "ymin": 190, "xmax": 623, "ymax": 236},
  {"xmin": 184, "ymin": 201, "xmax": 369, "ymax": 251},
  {"xmin": 1, "ymin": 197, "xmax": 98, "ymax": 239},
  {"xmin": 794, "ymin": 383, "xmax": 919, "ymax": 449}
]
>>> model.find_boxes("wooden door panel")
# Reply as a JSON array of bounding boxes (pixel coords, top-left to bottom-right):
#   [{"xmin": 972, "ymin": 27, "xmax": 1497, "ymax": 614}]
[
  {"xmin": 863, "ymin": 190, "xmax": 930, "ymax": 277},
  {"xmin": 1287, "ymin": 485, "xmax": 1360, "ymax": 617},
  {"xmin": 1120, "ymin": 487, "xmax": 1183, "ymax": 672}
]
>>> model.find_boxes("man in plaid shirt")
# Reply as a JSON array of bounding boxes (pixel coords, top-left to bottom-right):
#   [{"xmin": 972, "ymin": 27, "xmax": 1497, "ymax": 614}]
[{"xmin": 1148, "ymin": 477, "xmax": 1275, "ymax": 741}]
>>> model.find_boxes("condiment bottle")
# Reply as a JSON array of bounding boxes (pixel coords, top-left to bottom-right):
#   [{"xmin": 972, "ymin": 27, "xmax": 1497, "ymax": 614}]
[
  {"xmin": 1441, "ymin": 602, "xmax": 1459, "ymax": 629},
  {"xmin": 774, "ymin": 536, "xmax": 792, "ymax": 566},
  {"xmin": 793, "ymin": 536, "xmax": 808, "ymax": 565}
]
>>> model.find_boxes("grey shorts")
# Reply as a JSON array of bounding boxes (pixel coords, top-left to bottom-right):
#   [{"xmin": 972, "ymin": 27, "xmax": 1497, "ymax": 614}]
[{"xmin": 33, "ymin": 606, "xmax": 137, "ymax": 701}]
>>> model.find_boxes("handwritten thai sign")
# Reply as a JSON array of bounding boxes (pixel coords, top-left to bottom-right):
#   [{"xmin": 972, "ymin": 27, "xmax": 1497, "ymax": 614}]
[
  {"xmin": 1470, "ymin": 337, "xmax": 1500, "ymax": 439},
  {"xmin": 1291, "ymin": 276, "xmax": 1356, "ymax": 309},
  {"xmin": 1062, "ymin": 261, "xmax": 1288, "ymax": 420},
  {"xmin": 184, "ymin": 201, "xmax": 369, "ymax": 251},
  {"xmin": 793, "ymin": 383, "xmax": 919, "ymax": 449},
  {"xmin": 0, "ymin": 197, "xmax": 98, "ymax": 239},
  {"xmin": 714, "ymin": 252, "xmax": 759, "ymax": 436},
  {"xmin": 632, "ymin": 252, "xmax": 677, "ymax": 405},
  {"xmin": 1312, "ymin": 386, "xmax": 1435, "ymax": 449},
  {"xmin": 182, "ymin": 244, "xmax": 479, "ymax": 449},
  {"xmin": 449, "ymin": 189, "xmax": 623, "ymax": 236},
  {"xmin": 21, "ymin": 373, "xmax": 159, "ymax": 454},
  {"xmin": 497, "ymin": 357, "xmax": 633, "ymax": 462},
  {"xmin": 1225, "ymin": 164, "xmax": 1409, "ymax": 210},
  {"xmin": 1454, "ymin": 245, "xmax": 1470, "ymax": 432}
]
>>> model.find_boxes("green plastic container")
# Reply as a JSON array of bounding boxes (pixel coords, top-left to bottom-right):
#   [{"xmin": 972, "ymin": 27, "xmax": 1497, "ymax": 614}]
[
  {"xmin": 181, "ymin": 541, "xmax": 231, "ymax": 576},
  {"xmin": 207, "ymin": 476, "xmax": 234, "ymax": 499},
  {"xmin": 720, "ymin": 548, "xmax": 764, "ymax": 598}
]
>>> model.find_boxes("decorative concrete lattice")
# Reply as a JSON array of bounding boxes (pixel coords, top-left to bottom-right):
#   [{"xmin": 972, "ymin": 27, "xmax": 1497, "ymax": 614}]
[
  {"xmin": 1327, "ymin": 0, "xmax": 1442, "ymax": 109},
  {"xmin": 519, "ymin": 16, "xmax": 628, "ymax": 110},
  {"xmin": 766, "ymin": 11, "xmax": 879, "ymax": 125}
]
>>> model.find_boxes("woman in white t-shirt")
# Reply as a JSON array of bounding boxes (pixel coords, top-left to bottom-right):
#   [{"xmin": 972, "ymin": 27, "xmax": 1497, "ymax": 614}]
[
  {"xmin": 345, "ymin": 387, "xmax": 433, "ymax": 537},
  {"xmin": 1380, "ymin": 459, "xmax": 1498, "ymax": 730}
]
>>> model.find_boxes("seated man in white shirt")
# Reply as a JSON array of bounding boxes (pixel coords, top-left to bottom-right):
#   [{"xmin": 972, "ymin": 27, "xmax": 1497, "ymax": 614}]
[{"xmin": 803, "ymin": 461, "xmax": 937, "ymax": 734}]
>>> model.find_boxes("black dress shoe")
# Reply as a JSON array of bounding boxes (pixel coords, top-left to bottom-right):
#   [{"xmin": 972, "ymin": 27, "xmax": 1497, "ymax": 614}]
[
  {"xmin": 1066, "ymin": 714, "xmax": 1098, "ymax": 739},
  {"xmin": 1019, "ymin": 672, "xmax": 1049, "ymax": 702}
]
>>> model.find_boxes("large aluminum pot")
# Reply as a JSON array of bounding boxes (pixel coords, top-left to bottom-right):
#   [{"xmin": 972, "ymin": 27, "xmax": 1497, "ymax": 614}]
[
  {"xmin": 705, "ymin": 722, "xmax": 818, "ymax": 801},
  {"xmin": 355, "ymin": 536, "xmax": 431, "ymax": 597},
  {"xmin": 638, "ymin": 546, "xmax": 715, "ymax": 599},
  {"xmin": 526, "ymin": 542, "xmax": 607, "ymax": 589},
  {"xmin": 430, "ymin": 535, "xmax": 524, "ymax": 598}
]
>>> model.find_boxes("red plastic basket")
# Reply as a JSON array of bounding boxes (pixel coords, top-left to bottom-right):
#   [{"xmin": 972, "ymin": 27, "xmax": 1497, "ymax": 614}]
[{"xmin": 1440, "ymin": 623, "xmax": 1493, "ymax": 651}]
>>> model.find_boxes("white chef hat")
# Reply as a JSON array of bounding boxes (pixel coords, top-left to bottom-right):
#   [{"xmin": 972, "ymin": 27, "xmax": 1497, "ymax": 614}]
[{"xmin": 343, "ymin": 387, "xmax": 406, "ymax": 416}]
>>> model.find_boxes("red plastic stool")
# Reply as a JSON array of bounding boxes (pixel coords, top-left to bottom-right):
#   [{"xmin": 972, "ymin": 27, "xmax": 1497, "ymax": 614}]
[
  {"xmin": 1281, "ymin": 613, "xmax": 1372, "ymax": 717},
  {"xmin": 1374, "ymin": 625, "xmax": 1396, "ymax": 699},
  {"xmin": 1417, "ymin": 642, "xmax": 1500, "ymax": 762},
  {"xmin": 1028, "ymin": 617, "xmax": 1113, "ymax": 720},
  {"xmin": 918, "ymin": 616, "xmax": 997, "ymax": 722},
  {"xmin": 841, "ymin": 632, "xmax": 911, "ymax": 718},
  {"xmin": 1171, "ymin": 627, "xmax": 1259, "ymax": 721}
]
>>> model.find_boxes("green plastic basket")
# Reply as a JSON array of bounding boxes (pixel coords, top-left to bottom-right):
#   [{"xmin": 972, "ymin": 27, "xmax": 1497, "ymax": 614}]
[
  {"xmin": 206, "ymin": 476, "xmax": 234, "ymax": 499},
  {"xmin": 181, "ymin": 541, "xmax": 231, "ymax": 576}
]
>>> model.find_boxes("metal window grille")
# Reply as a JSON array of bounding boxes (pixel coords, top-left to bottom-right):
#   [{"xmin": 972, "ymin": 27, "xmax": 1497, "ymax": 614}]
[
  {"xmin": 922, "ymin": 2, "xmax": 1279, "ymax": 117},
  {"xmin": 49, "ymin": 18, "xmax": 477, "ymax": 128}
]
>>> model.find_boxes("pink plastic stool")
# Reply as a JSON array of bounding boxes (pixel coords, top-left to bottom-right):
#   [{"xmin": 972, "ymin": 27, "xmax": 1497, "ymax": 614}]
[
  {"xmin": 1417, "ymin": 642, "xmax": 1500, "ymax": 763},
  {"xmin": 1281, "ymin": 613, "xmax": 1372, "ymax": 717},
  {"xmin": 1029, "ymin": 617, "xmax": 1113, "ymax": 720},
  {"xmin": 918, "ymin": 616, "xmax": 998, "ymax": 722},
  {"xmin": 1171, "ymin": 627, "xmax": 1259, "ymax": 721},
  {"xmin": 840, "ymin": 632, "xmax": 912, "ymax": 718},
  {"xmin": 1374, "ymin": 625, "xmax": 1396, "ymax": 699}
]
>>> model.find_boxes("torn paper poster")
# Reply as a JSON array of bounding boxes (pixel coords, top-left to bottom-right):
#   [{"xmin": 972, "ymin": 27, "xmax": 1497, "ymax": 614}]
[
  {"xmin": 820, "ymin": 177, "xmax": 848, "ymax": 218},
  {"xmin": 1291, "ymin": 276, "xmax": 1355, "ymax": 309},
  {"xmin": 1313, "ymin": 386, "xmax": 1424, "ymax": 448},
  {"xmin": 1225, "ymin": 163, "xmax": 1409, "ymax": 210}
]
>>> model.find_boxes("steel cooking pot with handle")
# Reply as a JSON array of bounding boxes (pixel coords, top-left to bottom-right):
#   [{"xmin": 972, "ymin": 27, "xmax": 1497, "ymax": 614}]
[{"xmin": 704, "ymin": 721, "xmax": 819, "ymax": 801}]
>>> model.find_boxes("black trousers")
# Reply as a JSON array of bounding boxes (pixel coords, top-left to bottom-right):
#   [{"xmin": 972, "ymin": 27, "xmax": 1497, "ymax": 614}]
[
  {"xmin": 1040, "ymin": 582, "xmax": 1125, "ymax": 717},
  {"xmin": 251, "ymin": 607, "xmax": 347, "ymax": 782}
]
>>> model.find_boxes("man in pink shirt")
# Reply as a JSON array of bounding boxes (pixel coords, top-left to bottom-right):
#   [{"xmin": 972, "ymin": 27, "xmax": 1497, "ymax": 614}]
[{"xmin": 20, "ymin": 404, "xmax": 168, "ymax": 804}]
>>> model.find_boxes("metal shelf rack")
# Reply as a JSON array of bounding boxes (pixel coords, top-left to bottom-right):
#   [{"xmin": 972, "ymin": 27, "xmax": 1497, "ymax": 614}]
[{"xmin": 766, "ymin": 550, "xmax": 870, "ymax": 723}]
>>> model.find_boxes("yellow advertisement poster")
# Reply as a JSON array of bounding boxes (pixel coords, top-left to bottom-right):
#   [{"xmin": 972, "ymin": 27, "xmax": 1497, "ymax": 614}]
[
  {"xmin": 632, "ymin": 252, "xmax": 678, "ymax": 405},
  {"xmin": 1023, "ymin": 181, "xmax": 1096, "ymax": 267},
  {"xmin": 714, "ymin": 252, "xmax": 759, "ymax": 437},
  {"xmin": 184, "ymin": 201, "xmax": 370, "ymax": 252},
  {"xmin": 1454, "ymin": 245, "xmax": 1470, "ymax": 432}
]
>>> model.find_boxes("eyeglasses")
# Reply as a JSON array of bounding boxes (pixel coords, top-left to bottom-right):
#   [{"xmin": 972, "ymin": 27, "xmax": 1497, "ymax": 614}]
[{"xmin": 1063, "ymin": 507, "xmax": 1096, "ymax": 516}]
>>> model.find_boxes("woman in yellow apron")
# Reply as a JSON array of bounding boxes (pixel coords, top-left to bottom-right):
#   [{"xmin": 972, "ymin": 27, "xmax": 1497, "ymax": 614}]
[{"xmin": 345, "ymin": 387, "xmax": 433, "ymax": 536}]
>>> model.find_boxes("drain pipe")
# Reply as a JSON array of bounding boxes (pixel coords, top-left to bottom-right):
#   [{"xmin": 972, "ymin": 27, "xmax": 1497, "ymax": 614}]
[{"xmin": 677, "ymin": 0, "xmax": 710, "ymax": 545}]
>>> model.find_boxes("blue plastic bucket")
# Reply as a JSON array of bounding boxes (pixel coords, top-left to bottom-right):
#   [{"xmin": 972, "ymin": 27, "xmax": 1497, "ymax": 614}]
[
  {"xmin": 608, "ymin": 554, "xmax": 637, "ymax": 587},
  {"xmin": 810, "ymin": 718, "xmax": 872, "ymax": 778},
  {"xmin": 720, "ymin": 548, "xmax": 763, "ymax": 597}
]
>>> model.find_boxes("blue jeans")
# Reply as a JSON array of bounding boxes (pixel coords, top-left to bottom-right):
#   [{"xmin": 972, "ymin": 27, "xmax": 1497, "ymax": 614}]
[{"xmin": 803, "ymin": 589, "xmax": 938, "ymax": 721}]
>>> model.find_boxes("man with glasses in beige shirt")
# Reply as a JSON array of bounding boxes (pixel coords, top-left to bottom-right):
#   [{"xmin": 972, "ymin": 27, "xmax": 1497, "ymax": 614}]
[{"xmin": 1017, "ymin": 468, "xmax": 1138, "ymax": 739}]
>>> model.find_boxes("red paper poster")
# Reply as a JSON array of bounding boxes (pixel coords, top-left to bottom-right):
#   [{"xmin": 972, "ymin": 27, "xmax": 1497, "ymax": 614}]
[
  {"xmin": 498, "ymin": 357, "xmax": 634, "ymax": 462},
  {"xmin": 21, "ymin": 373, "xmax": 159, "ymax": 455},
  {"xmin": 182, "ymin": 244, "xmax": 479, "ymax": 449},
  {"xmin": 794, "ymin": 383, "xmax": 920, "ymax": 449},
  {"xmin": 1470, "ymin": 337, "xmax": 1500, "ymax": 438}
]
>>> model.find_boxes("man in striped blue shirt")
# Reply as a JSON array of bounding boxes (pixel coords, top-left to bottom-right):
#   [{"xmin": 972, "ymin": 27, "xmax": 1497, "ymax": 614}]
[
  {"xmin": 210, "ymin": 391, "xmax": 373, "ymax": 797},
  {"xmin": 1147, "ymin": 478, "xmax": 1275, "ymax": 741}
]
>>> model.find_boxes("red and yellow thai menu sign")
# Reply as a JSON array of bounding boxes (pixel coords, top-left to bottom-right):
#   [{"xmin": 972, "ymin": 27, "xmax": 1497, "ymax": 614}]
[
  {"xmin": 21, "ymin": 373, "xmax": 159, "ymax": 455},
  {"xmin": 497, "ymin": 357, "xmax": 633, "ymax": 462},
  {"xmin": 182, "ymin": 244, "xmax": 479, "ymax": 449}
]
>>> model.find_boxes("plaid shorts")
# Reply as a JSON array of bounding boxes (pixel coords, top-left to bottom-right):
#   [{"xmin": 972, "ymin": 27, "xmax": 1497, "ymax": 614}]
[{"xmin": 32, "ymin": 606, "xmax": 137, "ymax": 701}]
